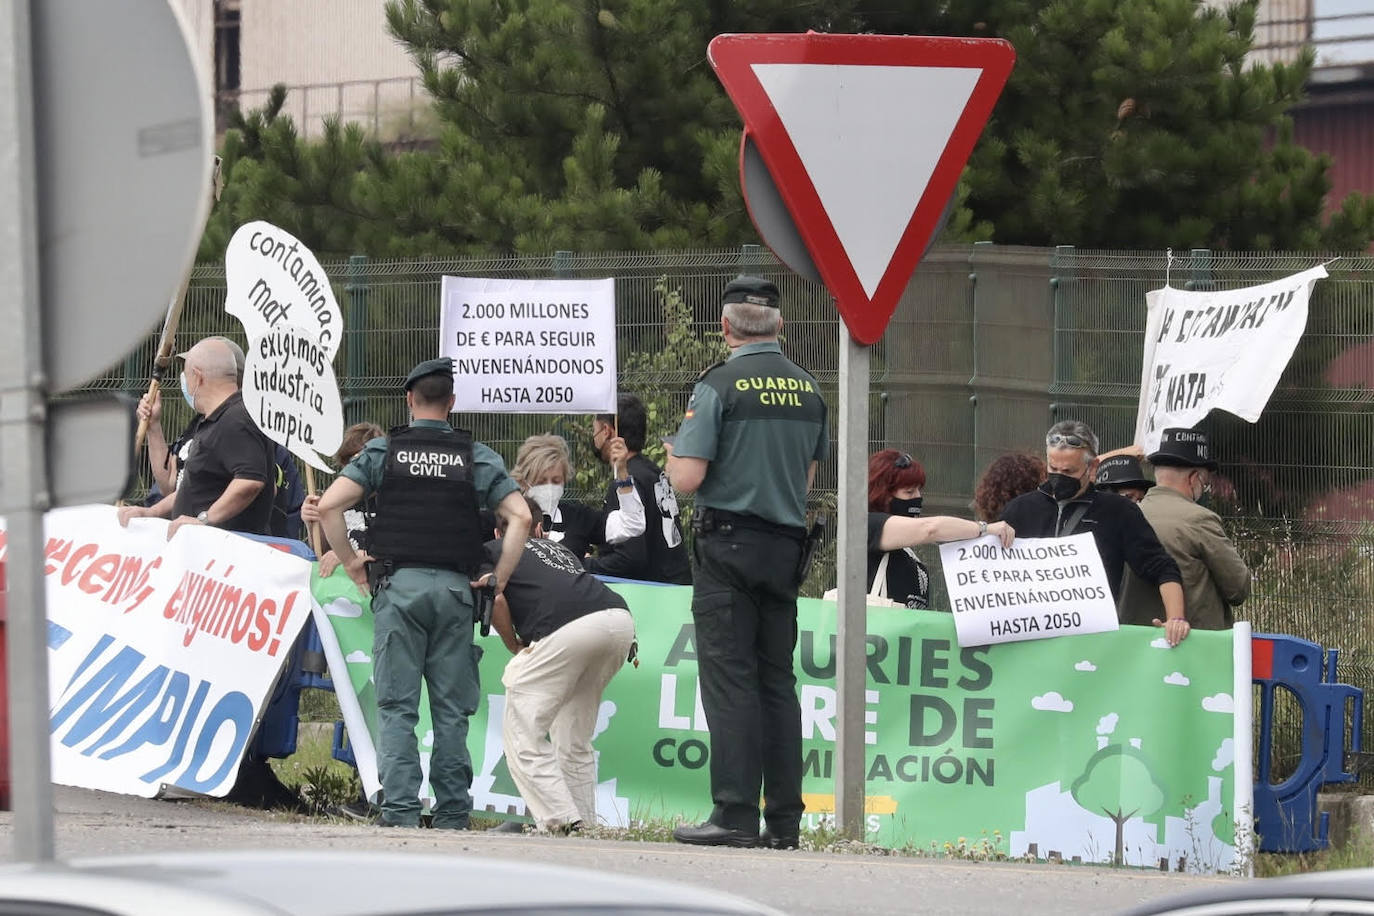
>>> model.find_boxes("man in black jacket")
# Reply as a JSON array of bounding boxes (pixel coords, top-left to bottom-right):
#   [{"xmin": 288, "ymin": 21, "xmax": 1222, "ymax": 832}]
[
  {"xmin": 999, "ymin": 420, "xmax": 1191, "ymax": 646},
  {"xmin": 585, "ymin": 394, "xmax": 692, "ymax": 584}
]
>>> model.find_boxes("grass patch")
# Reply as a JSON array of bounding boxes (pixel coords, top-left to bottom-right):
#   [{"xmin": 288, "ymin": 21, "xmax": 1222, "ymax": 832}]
[
  {"xmin": 269, "ymin": 721, "xmax": 361, "ymax": 814},
  {"xmin": 1255, "ymin": 832, "xmax": 1374, "ymax": 878}
]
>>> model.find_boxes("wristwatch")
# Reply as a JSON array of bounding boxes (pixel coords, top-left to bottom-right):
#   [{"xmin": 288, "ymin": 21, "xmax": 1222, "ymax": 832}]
[
  {"xmin": 977, "ymin": 520, "xmax": 988, "ymax": 537},
  {"xmin": 614, "ymin": 477, "xmax": 634, "ymax": 489},
  {"xmin": 196, "ymin": 511, "xmax": 211, "ymax": 525}
]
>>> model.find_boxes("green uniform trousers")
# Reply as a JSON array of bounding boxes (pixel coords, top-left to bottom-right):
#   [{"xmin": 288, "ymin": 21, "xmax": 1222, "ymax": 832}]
[{"xmin": 372, "ymin": 567, "xmax": 482, "ymax": 827}]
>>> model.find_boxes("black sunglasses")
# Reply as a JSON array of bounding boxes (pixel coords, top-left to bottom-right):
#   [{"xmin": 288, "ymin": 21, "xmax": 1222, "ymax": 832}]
[
  {"xmin": 894, "ymin": 452, "xmax": 913, "ymax": 469},
  {"xmin": 1047, "ymin": 433, "xmax": 1091, "ymax": 450}
]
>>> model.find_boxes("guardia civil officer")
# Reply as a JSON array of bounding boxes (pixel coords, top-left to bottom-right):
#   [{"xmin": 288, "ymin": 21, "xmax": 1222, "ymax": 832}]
[
  {"xmin": 317, "ymin": 357, "xmax": 532, "ymax": 828},
  {"xmin": 666, "ymin": 276, "xmax": 828, "ymax": 850}
]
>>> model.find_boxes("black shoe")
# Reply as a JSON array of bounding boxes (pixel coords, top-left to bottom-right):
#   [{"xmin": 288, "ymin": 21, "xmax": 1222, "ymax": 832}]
[
  {"xmin": 673, "ymin": 821, "xmax": 758, "ymax": 848},
  {"xmin": 486, "ymin": 820, "xmax": 528, "ymax": 834},
  {"xmin": 759, "ymin": 828, "xmax": 800, "ymax": 850}
]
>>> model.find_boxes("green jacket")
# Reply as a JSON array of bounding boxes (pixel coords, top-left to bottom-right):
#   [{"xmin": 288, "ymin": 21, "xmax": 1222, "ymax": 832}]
[{"xmin": 1119, "ymin": 486, "xmax": 1250, "ymax": 630}]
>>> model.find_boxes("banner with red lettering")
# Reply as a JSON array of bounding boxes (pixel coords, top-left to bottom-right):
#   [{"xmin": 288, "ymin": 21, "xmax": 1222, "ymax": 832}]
[{"xmin": 31, "ymin": 505, "xmax": 311, "ymax": 797}]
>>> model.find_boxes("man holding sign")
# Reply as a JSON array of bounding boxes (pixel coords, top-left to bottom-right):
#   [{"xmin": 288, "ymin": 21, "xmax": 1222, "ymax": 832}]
[
  {"xmin": 999, "ymin": 420, "xmax": 1190, "ymax": 646},
  {"xmin": 316, "ymin": 357, "xmax": 532, "ymax": 829}
]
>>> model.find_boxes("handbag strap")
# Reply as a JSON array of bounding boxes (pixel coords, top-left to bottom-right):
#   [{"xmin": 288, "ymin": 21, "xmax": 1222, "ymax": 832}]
[
  {"xmin": 870, "ymin": 552, "xmax": 891, "ymax": 599},
  {"xmin": 1059, "ymin": 502, "xmax": 1090, "ymax": 537}
]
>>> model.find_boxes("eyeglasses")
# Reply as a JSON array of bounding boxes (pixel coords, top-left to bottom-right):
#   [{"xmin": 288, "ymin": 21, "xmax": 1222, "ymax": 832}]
[
  {"xmin": 1047, "ymin": 433, "xmax": 1093, "ymax": 451},
  {"xmin": 894, "ymin": 453, "xmax": 913, "ymax": 469}
]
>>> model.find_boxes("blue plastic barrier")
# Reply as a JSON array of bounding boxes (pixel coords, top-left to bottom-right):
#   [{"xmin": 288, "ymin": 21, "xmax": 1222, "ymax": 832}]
[
  {"xmin": 1252, "ymin": 633, "xmax": 1364, "ymax": 852},
  {"xmin": 234, "ymin": 534, "xmax": 333, "ymax": 760}
]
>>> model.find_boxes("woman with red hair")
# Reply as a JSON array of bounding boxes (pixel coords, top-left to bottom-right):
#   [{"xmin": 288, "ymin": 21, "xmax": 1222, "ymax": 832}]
[{"xmin": 862, "ymin": 449, "xmax": 1014, "ymax": 609}]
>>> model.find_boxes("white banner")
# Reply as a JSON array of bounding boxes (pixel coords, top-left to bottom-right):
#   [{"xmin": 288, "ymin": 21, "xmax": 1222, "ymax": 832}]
[
  {"xmin": 243, "ymin": 324, "xmax": 343, "ymax": 471},
  {"xmin": 939, "ymin": 534, "xmax": 1118, "ymax": 647},
  {"xmin": 15, "ymin": 506, "xmax": 311, "ymax": 798},
  {"xmin": 439, "ymin": 275, "xmax": 617, "ymax": 414},
  {"xmin": 225, "ymin": 221, "xmax": 343, "ymax": 361},
  {"xmin": 1134, "ymin": 265, "xmax": 1326, "ymax": 454}
]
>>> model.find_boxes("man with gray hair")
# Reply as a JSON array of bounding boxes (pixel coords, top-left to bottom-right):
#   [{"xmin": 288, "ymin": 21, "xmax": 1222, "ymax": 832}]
[
  {"xmin": 666, "ymin": 275, "xmax": 828, "ymax": 849},
  {"xmin": 120, "ymin": 336, "xmax": 275, "ymax": 536},
  {"xmin": 999, "ymin": 420, "xmax": 1190, "ymax": 645}
]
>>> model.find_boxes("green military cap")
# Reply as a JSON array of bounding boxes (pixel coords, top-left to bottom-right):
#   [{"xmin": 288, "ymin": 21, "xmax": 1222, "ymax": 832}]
[
  {"xmin": 722, "ymin": 275, "xmax": 780, "ymax": 308},
  {"xmin": 404, "ymin": 356, "xmax": 454, "ymax": 390}
]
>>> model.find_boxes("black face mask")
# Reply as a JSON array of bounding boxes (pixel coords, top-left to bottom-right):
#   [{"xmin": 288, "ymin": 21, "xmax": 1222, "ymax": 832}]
[
  {"xmin": 591, "ymin": 432, "xmax": 607, "ymax": 463},
  {"xmin": 889, "ymin": 496, "xmax": 923, "ymax": 518},
  {"xmin": 1040, "ymin": 473, "xmax": 1083, "ymax": 502}
]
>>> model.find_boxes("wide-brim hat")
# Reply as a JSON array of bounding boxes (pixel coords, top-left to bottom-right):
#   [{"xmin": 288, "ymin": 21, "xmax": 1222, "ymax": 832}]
[
  {"xmin": 1148, "ymin": 427, "xmax": 1219, "ymax": 471},
  {"xmin": 1095, "ymin": 456, "xmax": 1152, "ymax": 490}
]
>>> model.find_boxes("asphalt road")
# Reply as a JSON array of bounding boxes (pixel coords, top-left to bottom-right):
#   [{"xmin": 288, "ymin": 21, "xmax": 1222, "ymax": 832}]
[{"xmin": 0, "ymin": 787, "xmax": 1231, "ymax": 915}]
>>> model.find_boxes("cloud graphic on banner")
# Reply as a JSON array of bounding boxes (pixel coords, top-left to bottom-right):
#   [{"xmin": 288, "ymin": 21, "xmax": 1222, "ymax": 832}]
[
  {"xmin": 1075, "ymin": 660, "xmax": 1097, "ymax": 672},
  {"xmin": 1164, "ymin": 672, "xmax": 1191, "ymax": 686},
  {"xmin": 324, "ymin": 597, "xmax": 363, "ymax": 619},
  {"xmin": 345, "ymin": 650, "xmax": 370, "ymax": 664},
  {"xmin": 594, "ymin": 701, "xmax": 617, "ymax": 740},
  {"xmin": 1202, "ymin": 692, "xmax": 1234, "ymax": 713},
  {"xmin": 1031, "ymin": 692, "xmax": 1073, "ymax": 713},
  {"xmin": 225, "ymin": 221, "xmax": 342, "ymax": 360},
  {"xmin": 1129, "ymin": 738, "xmax": 1142, "ymax": 749},
  {"xmin": 1212, "ymin": 738, "xmax": 1235, "ymax": 771},
  {"xmin": 1097, "ymin": 713, "xmax": 1119, "ymax": 735},
  {"xmin": 1150, "ymin": 637, "xmax": 1171, "ymax": 649},
  {"xmin": 422, "ymin": 730, "xmax": 434, "ymax": 749}
]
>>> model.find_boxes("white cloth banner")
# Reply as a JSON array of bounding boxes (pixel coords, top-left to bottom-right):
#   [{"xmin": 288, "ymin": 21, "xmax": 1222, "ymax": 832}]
[
  {"xmin": 439, "ymin": 276, "xmax": 617, "ymax": 414},
  {"xmin": 1134, "ymin": 265, "xmax": 1326, "ymax": 453},
  {"xmin": 939, "ymin": 534, "xmax": 1118, "ymax": 647},
  {"xmin": 242, "ymin": 323, "xmax": 344, "ymax": 471},
  {"xmin": 13, "ymin": 506, "xmax": 311, "ymax": 798}
]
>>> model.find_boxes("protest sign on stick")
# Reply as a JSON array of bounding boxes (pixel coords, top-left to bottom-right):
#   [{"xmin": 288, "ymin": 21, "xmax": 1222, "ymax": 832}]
[
  {"xmin": 225, "ymin": 221, "xmax": 343, "ymax": 362},
  {"xmin": 939, "ymin": 533, "xmax": 1119, "ymax": 647},
  {"xmin": 242, "ymin": 323, "xmax": 343, "ymax": 474},
  {"xmin": 1134, "ymin": 265, "xmax": 1326, "ymax": 453},
  {"xmin": 439, "ymin": 276, "xmax": 617, "ymax": 414}
]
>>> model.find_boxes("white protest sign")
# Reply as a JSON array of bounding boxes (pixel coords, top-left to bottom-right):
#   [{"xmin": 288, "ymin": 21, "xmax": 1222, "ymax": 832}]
[
  {"xmin": 439, "ymin": 276, "xmax": 617, "ymax": 414},
  {"xmin": 939, "ymin": 533, "xmax": 1118, "ymax": 647},
  {"xmin": 1134, "ymin": 265, "xmax": 1325, "ymax": 454},
  {"xmin": 225, "ymin": 220, "xmax": 343, "ymax": 360},
  {"xmin": 243, "ymin": 324, "xmax": 343, "ymax": 471},
  {"xmin": 14, "ymin": 505, "xmax": 311, "ymax": 798}
]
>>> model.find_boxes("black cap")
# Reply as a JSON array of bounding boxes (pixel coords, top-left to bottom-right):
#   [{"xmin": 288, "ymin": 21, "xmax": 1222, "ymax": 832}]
[
  {"xmin": 1095, "ymin": 456, "xmax": 1152, "ymax": 490},
  {"xmin": 404, "ymin": 357, "xmax": 454, "ymax": 390},
  {"xmin": 1148, "ymin": 428, "xmax": 1218, "ymax": 471},
  {"xmin": 722, "ymin": 275, "xmax": 780, "ymax": 308}
]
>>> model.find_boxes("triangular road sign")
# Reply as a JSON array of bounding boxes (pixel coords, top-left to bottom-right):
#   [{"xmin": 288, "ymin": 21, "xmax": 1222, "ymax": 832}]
[{"xmin": 709, "ymin": 34, "xmax": 1015, "ymax": 345}]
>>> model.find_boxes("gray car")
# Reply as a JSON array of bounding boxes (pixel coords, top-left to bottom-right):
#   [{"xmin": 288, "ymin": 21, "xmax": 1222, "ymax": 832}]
[
  {"xmin": 1119, "ymin": 867, "xmax": 1374, "ymax": 915},
  {"xmin": 0, "ymin": 850, "xmax": 785, "ymax": 916}
]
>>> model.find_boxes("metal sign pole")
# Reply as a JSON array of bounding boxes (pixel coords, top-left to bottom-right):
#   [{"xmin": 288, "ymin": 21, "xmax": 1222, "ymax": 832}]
[
  {"xmin": 834, "ymin": 329, "xmax": 869, "ymax": 838},
  {"xmin": 0, "ymin": 0, "xmax": 56, "ymax": 862}
]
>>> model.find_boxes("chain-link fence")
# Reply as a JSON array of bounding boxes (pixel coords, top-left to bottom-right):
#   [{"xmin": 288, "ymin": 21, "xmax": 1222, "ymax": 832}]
[{"xmin": 85, "ymin": 243, "xmax": 1374, "ymax": 783}]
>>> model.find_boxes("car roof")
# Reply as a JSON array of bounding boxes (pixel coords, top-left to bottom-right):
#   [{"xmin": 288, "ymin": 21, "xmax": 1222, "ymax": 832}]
[
  {"xmin": 1119, "ymin": 867, "xmax": 1374, "ymax": 915},
  {"xmin": 0, "ymin": 851, "xmax": 782, "ymax": 916}
]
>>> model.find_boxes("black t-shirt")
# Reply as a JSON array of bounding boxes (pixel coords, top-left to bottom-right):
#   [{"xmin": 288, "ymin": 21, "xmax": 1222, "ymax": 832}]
[
  {"xmin": 484, "ymin": 538, "xmax": 629, "ymax": 643},
  {"xmin": 865, "ymin": 513, "xmax": 931, "ymax": 610},
  {"xmin": 546, "ymin": 500, "xmax": 603, "ymax": 559},
  {"xmin": 171, "ymin": 391, "xmax": 275, "ymax": 534},
  {"xmin": 585, "ymin": 454, "xmax": 692, "ymax": 585}
]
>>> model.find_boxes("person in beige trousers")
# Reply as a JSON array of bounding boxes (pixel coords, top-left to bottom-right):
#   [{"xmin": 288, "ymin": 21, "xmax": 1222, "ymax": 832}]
[{"xmin": 485, "ymin": 498, "xmax": 636, "ymax": 834}]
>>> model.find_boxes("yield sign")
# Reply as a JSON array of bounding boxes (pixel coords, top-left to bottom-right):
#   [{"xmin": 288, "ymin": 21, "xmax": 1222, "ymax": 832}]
[{"xmin": 709, "ymin": 34, "xmax": 1015, "ymax": 345}]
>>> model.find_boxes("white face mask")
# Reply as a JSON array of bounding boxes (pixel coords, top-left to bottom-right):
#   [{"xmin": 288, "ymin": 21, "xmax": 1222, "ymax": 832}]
[{"xmin": 527, "ymin": 482, "xmax": 563, "ymax": 517}]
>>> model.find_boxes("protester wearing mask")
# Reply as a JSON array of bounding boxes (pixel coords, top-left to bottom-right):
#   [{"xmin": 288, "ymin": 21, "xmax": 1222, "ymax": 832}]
[
  {"xmin": 509, "ymin": 434, "xmax": 645, "ymax": 562},
  {"xmin": 853, "ymin": 450, "xmax": 1016, "ymax": 609},
  {"xmin": 1118, "ymin": 428, "xmax": 1249, "ymax": 631},
  {"xmin": 998, "ymin": 420, "xmax": 1190, "ymax": 646}
]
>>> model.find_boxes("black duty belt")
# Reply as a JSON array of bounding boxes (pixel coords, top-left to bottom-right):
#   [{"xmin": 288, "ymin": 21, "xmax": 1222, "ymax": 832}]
[{"xmin": 694, "ymin": 507, "xmax": 806, "ymax": 541}]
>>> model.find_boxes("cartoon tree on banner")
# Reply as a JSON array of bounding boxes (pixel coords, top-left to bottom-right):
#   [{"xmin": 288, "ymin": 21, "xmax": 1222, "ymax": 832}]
[{"xmin": 1070, "ymin": 745, "xmax": 1165, "ymax": 865}]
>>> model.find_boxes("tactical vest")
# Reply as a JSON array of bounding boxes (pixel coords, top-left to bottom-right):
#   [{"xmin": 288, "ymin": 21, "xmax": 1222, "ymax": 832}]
[{"xmin": 368, "ymin": 425, "xmax": 485, "ymax": 574}]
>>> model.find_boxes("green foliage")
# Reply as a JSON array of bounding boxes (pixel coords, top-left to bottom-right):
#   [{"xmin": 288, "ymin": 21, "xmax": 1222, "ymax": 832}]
[{"xmin": 201, "ymin": 0, "xmax": 1373, "ymax": 257}]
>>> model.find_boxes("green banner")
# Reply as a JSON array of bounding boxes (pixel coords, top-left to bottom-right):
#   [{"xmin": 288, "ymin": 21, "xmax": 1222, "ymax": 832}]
[{"xmin": 310, "ymin": 570, "xmax": 1244, "ymax": 872}]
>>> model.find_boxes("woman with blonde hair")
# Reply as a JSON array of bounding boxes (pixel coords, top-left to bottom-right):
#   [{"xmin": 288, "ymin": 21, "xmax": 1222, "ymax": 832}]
[{"xmin": 511, "ymin": 433, "xmax": 644, "ymax": 560}]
